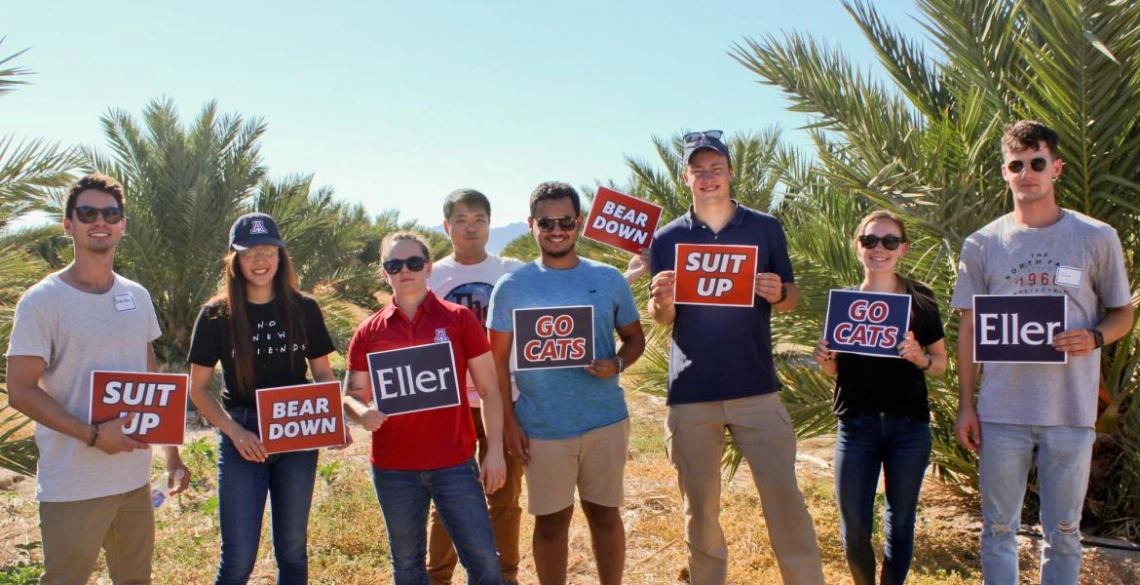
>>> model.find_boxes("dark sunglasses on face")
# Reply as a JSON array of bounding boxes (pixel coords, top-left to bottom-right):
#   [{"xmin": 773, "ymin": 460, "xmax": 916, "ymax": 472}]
[
  {"xmin": 382, "ymin": 256, "xmax": 427, "ymax": 275},
  {"xmin": 73, "ymin": 206, "xmax": 123, "ymax": 224},
  {"xmin": 858, "ymin": 234, "xmax": 907, "ymax": 250},
  {"xmin": 683, "ymin": 129, "xmax": 724, "ymax": 144},
  {"xmin": 1005, "ymin": 157, "xmax": 1049, "ymax": 173},
  {"xmin": 534, "ymin": 215, "xmax": 578, "ymax": 232}
]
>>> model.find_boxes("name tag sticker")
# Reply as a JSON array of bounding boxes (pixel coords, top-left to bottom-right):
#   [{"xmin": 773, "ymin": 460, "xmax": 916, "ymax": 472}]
[
  {"xmin": 114, "ymin": 293, "xmax": 138, "ymax": 313},
  {"xmin": 1055, "ymin": 266, "xmax": 1082, "ymax": 288}
]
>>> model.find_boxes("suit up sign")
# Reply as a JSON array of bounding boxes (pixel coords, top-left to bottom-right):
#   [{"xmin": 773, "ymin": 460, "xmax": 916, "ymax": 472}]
[
  {"xmin": 367, "ymin": 341, "xmax": 463, "ymax": 416},
  {"xmin": 973, "ymin": 294, "xmax": 1067, "ymax": 364},
  {"xmin": 255, "ymin": 381, "xmax": 347, "ymax": 454},
  {"xmin": 89, "ymin": 371, "xmax": 189, "ymax": 445},
  {"xmin": 824, "ymin": 290, "xmax": 912, "ymax": 358},
  {"xmin": 673, "ymin": 243, "xmax": 758, "ymax": 307},
  {"xmin": 513, "ymin": 306, "xmax": 595, "ymax": 370},
  {"xmin": 582, "ymin": 187, "xmax": 663, "ymax": 255}
]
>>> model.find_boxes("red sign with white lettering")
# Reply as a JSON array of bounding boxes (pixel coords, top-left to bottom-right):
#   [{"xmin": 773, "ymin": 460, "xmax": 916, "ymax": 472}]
[
  {"xmin": 255, "ymin": 381, "xmax": 347, "ymax": 454},
  {"xmin": 583, "ymin": 187, "xmax": 663, "ymax": 254},
  {"xmin": 88, "ymin": 371, "xmax": 189, "ymax": 445},
  {"xmin": 673, "ymin": 243, "xmax": 758, "ymax": 307}
]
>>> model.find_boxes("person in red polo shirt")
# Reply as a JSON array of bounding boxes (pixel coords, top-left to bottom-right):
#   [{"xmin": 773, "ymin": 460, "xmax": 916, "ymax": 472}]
[{"xmin": 343, "ymin": 231, "xmax": 507, "ymax": 585}]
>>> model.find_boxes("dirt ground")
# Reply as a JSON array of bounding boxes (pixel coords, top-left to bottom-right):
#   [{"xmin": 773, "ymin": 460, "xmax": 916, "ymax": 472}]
[{"xmin": 3, "ymin": 390, "xmax": 1139, "ymax": 583}]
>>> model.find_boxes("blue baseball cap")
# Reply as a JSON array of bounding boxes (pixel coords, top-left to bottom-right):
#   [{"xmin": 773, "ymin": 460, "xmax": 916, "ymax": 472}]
[{"xmin": 229, "ymin": 212, "xmax": 284, "ymax": 250}]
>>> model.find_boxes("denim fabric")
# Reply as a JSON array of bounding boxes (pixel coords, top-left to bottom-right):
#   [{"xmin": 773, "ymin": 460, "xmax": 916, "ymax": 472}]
[
  {"xmin": 371, "ymin": 460, "xmax": 502, "ymax": 585},
  {"xmin": 978, "ymin": 422, "xmax": 1094, "ymax": 585},
  {"xmin": 834, "ymin": 414, "xmax": 931, "ymax": 585},
  {"xmin": 214, "ymin": 408, "xmax": 318, "ymax": 585}
]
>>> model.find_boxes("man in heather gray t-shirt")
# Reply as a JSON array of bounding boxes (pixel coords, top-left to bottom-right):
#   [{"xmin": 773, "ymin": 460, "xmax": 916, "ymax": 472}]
[
  {"xmin": 951, "ymin": 121, "xmax": 1133, "ymax": 585},
  {"xmin": 950, "ymin": 210, "xmax": 1131, "ymax": 427}
]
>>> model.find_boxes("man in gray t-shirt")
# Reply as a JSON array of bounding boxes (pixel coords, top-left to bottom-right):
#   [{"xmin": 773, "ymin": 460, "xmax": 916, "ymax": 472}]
[
  {"xmin": 951, "ymin": 121, "xmax": 1133, "ymax": 585},
  {"xmin": 6, "ymin": 174, "xmax": 190, "ymax": 584}
]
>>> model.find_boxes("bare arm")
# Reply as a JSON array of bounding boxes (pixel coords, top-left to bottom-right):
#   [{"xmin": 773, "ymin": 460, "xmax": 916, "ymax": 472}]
[
  {"xmin": 490, "ymin": 329, "xmax": 527, "ymax": 462},
  {"xmin": 954, "ymin": 310, "xmax": 981, "ymax": 451},
  {"xmin": 469, "ymin": 351, "xmax": 505, "ymax": 493},
  {"xmin": 343, "ymin": 369, "xmax": 386, "ymax": 431},
  {"xmin": 1054, "ymin": 303, "xmax": 1136, "ymax": 356}
]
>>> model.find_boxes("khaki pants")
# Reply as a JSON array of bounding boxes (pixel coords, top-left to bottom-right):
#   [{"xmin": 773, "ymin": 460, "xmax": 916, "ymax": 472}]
[
  {"xmin": 39, "ymin": 485, "xmax": 155, "ymax": 585},
  {"xmin": 665, "ymin": 393, "xmax": 824, "ymax": 585},
  {"xmin": 428, "ymin": 407, "xmax": 523, "ymax": 584}
]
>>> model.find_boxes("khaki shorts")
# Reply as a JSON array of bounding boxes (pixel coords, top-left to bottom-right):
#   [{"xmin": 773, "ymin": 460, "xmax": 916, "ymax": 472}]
[{"xmin": 524, "ymin": 418, "xmax": 630, "ymax": 516}]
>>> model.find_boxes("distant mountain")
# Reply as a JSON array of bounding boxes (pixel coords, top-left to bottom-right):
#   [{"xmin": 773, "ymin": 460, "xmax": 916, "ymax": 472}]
[{"xmin": 429, "ymin": 222, "xmax": 529, "ymax": 255}]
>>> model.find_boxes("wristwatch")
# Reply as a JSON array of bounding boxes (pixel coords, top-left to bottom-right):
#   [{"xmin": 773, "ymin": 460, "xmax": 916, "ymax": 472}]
[
  {"xmin": 1090, "ymin": 328, "xmax": 1105, "ymax": 349},
  {"xmin": 920, "ymin": 353, "xmax": 933, "ymax": 372},
  {"xmin": 776, "ymin": 283, "xmax": 788, "ymax": 305},
  {"xmin": 616, "ymin": 356, "xmax": 625, "ymax": 373}
]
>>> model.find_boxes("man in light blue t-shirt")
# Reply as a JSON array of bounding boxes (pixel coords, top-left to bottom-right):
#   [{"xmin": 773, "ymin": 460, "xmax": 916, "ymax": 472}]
[{"xmin": 488, "ymin": 181, "xmax": 644, "ymax": 585}]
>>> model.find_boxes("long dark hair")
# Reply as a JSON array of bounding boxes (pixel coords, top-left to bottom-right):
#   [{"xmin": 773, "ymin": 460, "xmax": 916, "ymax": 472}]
[
  {"xmin": 854, "ymin": 210, "xmax": 937, "ymax": 313},
  {"xmin": 207, "ymin": 246, "xmax": 305, "ymax": 395}
]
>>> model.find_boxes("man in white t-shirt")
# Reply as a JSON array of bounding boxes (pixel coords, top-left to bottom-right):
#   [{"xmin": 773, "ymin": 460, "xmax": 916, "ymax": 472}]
[
  {"xmin": 426, "ymin": 188, "xmax": 525, "ymax": 585},
  {"xmin": 6, "ymin": 173, "xmax": 190, "ymax": 585}
]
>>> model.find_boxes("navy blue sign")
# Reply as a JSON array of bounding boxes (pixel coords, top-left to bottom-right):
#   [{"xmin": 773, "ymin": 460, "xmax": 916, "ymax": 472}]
[
  {"xmin": 367, "ymin": 341, "xmax": 462, "ymax": 416},
  {"xmin": 973, "ymin": 295, "xmax": 1067, "ymax": 364},
  {"xmin": 824, "ymin": 290, "xmax": 912, "ymax": 358},
  {"xmin": 513, "ymin": 305, "xmax": 595, "ymax": 371}
]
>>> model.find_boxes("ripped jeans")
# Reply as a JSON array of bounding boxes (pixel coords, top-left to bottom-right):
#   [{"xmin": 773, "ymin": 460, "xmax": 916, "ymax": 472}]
[{"xmin": 978, "ymin": 422, "xmax": 1094, "ymax": 585}]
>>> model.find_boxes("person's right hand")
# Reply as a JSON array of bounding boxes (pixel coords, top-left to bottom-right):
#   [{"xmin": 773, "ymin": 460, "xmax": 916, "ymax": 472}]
[
  {"xmin": 504, "ymin": 416, "xmax": 530, "ymax": 465},
  {"xmin": 812, "ymin": 339, "xmax": 836, "ymax": 365},
  {"xmin": 361, "ymin": 408, "xmax": 388, "ymax": 433},
  {"xmin": 954, "ymin": 405, "xmax": 982, "ymax": 452},
  {"xmin": 480, "ymin": 451, "xmax": 507, "ymax": 495},
  {"xmin": 650, "ymin": 270, "xmax": 676, "ymax": 308},
  {"xmin": 93, "ymin": 414, "xmax": 150, "ymax": 455},
  {"xmin": 228, "ymin": 427, "xmax": 268, "ymax": 462}
]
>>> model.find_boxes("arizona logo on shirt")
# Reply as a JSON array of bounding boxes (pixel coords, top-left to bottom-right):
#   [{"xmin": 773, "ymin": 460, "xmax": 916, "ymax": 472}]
[{"xmin": 434, "ymin": 328, "xmax": 449, "ymax": 343}]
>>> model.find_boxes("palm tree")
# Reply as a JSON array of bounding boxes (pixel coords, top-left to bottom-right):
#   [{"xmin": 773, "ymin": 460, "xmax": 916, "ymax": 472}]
[
  {"xmin": 732, "ymin": 0, "xmax": 1140, "ymax": 538},
  {"xmin": 0, "ymin": 40, "xmax": 81, "ymax": 476}
]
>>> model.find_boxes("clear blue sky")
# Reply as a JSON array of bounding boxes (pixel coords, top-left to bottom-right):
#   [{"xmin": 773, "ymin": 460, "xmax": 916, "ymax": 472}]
[{"xmin": 1, "ymin": 0, "xmax": 923, "ymax": 227}]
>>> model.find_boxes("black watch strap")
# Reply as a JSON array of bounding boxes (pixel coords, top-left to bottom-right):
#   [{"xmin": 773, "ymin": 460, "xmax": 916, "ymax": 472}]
[{"xmin": 1091, "ymin": 328, "xmax": 1105, "ymax": 349}]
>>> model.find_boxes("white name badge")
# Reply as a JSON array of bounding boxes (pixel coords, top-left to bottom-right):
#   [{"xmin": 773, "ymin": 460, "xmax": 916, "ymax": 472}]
[
  {"xmin": 114, "ymin": 292, "xmax": 138, "ymax": 312},
  {"xmin": 1055, "ymin": 266, "xmax": 1083, "ymax": 288}
]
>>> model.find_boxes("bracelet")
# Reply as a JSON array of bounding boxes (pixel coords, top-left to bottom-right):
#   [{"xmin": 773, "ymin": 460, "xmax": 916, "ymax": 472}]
[
  {"xmin": 775, "ymin": 284, "xmax": 788, "ymax": 305},
  {"xmin": 617, "ymin": 356, "xmax": 625, "ymax": 373},
  {"xmin": 87, "ymin": 423, "xmax": 100, "ymax": 447},
  {"xmin": 920, "ymin": 354, "xmax": 933, "ymax": 372}
]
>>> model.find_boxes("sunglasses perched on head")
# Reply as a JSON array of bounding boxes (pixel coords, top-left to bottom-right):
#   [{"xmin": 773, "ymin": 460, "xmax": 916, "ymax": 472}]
[
  {"xmin": 683, "ymin": 130, "xmax": 723, "ymax": 144},
  {"xmin": 73, "ymin": 206, "xmax": 123, "ymax": 224},
  {"xmin": 1005, "ymin": 158, "xmax": 1049, "ymax": 173},
  {"xmin": 382, "ymin": 256, "xmax": 427, "ymax": 275},
  {"xmin": 858, "ymin": 234, "xmax": 907, "ymax": 250},
  {"xmin": 534, "ymin": 215, "xmax": 578, "ymax": 232}
]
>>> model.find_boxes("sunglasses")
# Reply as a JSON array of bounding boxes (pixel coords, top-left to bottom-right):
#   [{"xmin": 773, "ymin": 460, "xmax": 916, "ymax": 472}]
[
  {"xmin": 238, "ymin": 248, "xmax": 278, "ymax": 262},
  {"xmin": 683, "ymin": 130, "xmax": 724, "ymax": 144},
  {"xmin": 858, "ymin": 234, "xmax": 907, "ymax": 250},
  {"xmin": 534, "ymin": 215, "xmax": 578, "ymax": 232},
  {"xmin": 382, "ymin": 256, "xmax": 427, "ymax": 275},
  {"xmin": 73, "ymin": 206, "xmax": 123, "ymax": 224},
  {"xmin": 1005, "ymin": 157, "xmax": 1049, "ymax": 173}
]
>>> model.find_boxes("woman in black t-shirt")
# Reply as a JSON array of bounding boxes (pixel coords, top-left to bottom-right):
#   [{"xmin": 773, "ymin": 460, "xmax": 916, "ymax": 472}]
[
  {"xmin": 813, "ymin": 210, "xmax": 947, "ymax": 585},
  {"xmin": 187, "ymin": 213, "xmax": 338, "ymax": 585}
]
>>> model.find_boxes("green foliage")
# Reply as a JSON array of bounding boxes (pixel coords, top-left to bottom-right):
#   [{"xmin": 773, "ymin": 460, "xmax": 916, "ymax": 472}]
[
  {"xmin": 732, "ymin": 0, "xmax": 1140, "ymax": 538},
  {"xmin": 0, "ymin": 541, "xmax": 44, "ymax": 585}
]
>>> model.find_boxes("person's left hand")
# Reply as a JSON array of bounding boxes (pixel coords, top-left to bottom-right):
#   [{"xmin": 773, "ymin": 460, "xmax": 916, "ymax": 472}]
[
  {"xmin": 625, "ymin": 249, "xmax": 651, "ymax": 283},
  {"xmin": 481, "ymin": 451, "xmax": 507, "ymax": 495},
  {"xmin": 896, "ymin": 331, "xmax": 928, "ymax": 367},
  {"xmin": 166, "ymin": 458, "xmax": 191, "ymax": 495},
  {"xmin": 755, "ymin": 273, "xmax": 784, "ymax": 304},
  {"xmin": 1053, "ymin": 328, "xmax": 1097, "ymax": 357},
  {"xmin": 586, "ymin": 358, "xmax": 620, "ymax": 379},
  {"xmin": 329, "ymin": 427, "xmax": 354, "ymax": 450}
]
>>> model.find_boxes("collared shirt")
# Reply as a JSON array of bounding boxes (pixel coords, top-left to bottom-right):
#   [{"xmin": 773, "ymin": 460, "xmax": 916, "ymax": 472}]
[
  {"xmin": 346, "ymin": 292, "xmax": 490, "ymax": 470},
  {"xmin": 649, "ymin": 202, "xmax": 795, "ymax": 405}
]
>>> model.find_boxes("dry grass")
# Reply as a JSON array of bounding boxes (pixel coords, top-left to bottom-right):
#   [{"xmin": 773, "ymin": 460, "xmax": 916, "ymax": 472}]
[{"xmin": 2, "ymin": 389, "xmax": 1139, "ymax": 583}]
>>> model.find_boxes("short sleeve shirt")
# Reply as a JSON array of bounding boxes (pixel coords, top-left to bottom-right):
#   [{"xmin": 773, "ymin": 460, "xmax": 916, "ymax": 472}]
[
  {"xmin": 346, "ymin": 292, "xmax": 491, "ymax": 470},
  {"xmin": 649, "ymin": 203, "xmax": 795, "ymax": 405}
]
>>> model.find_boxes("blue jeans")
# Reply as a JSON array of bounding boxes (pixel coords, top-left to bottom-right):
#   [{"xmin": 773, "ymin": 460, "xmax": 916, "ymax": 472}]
[
  {"xmin": 215, "ymin": 408, "xmax": 318, "ymax": 585},
  {"xmin": 371, "ymin": 460, "xmax": 502, "ymax": 585},
  {"xmin": 978, "ymin": 422, "xmax": 1094, "ymax": 585},
  {"xmin": 834, "ymin": 414, "xmax": 931, "ymax": 585}
]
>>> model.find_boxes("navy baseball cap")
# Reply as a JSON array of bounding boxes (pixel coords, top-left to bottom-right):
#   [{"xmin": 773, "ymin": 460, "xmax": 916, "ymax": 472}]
[
  {"xmin": 682, "ymin": 130, "xmax": 732, "ymax": 166},
  {"xmin": 229, "ymin": 212, "xmax": 284, "ymax": 250}
]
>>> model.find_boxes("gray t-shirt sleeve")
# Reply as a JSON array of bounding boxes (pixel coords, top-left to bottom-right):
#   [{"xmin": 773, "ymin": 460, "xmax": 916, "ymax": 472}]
[
  {"xmin": 1093, "ymin": 226, "xmax": 1132, "ymax": 309},
  {"xmin": 950, "ymin": 235, "xmax": 986, "ymax": 310},
  {"xmin": 144, "ymin": 290, "xmax": 162, "ymax": 342},
  {"xmin": 6, "ymin": 290, "xmax": 52, "ymax": 363}
]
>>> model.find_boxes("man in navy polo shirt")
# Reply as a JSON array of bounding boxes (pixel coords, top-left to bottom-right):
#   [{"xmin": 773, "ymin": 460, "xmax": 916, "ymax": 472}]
[{"xmin": 648, "ymin": 131, "xmax": 824, "ymax": 585}]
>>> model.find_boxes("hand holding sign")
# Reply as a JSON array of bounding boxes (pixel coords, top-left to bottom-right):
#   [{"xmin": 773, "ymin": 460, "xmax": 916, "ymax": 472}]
[
  {"xmin": 650, "ymin": 271, "xmax": 676, "ymax": 308},
  {"xmin": 755, "ymin": 273, "xmax": 785, "ymax": 305},
  {"xmin": 1053, "ymin": 328, "xmax": 1099, "ymax": 357},
  {"xmin": 360, "ymin": 409, "xmax": 388, "ymax": 432},
  {"xmin": 896, "ymin": 331, "xmax": 928, "ymax": 367},
  {"xmin": 94, "ymin": 414, "xmax": 150, "ymax": 454}
]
